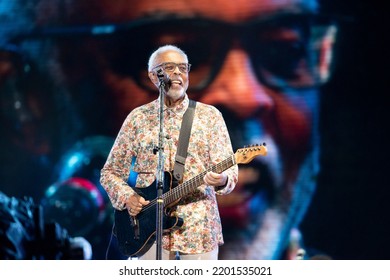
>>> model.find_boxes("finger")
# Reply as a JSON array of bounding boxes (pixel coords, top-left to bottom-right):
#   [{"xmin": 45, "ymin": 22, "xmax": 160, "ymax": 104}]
[
  {"xmin": 128, "ymin": 209, "xmax": 135, "ymax": 216},
  {"xmin": 203, "ymin": 174, "xmax": 209, "ymax": 185},
  {"xmin": 204, "ymin": 175, "xmax": 215, "ymax": 186},
  {"xmin": 139, "ymin": 197, "xmax": 150, "ymax": 205}
]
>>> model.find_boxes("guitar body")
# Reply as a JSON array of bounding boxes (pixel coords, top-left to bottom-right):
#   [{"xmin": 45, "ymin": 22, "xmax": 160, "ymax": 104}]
[
  {"xmin": 113, "ymin": 144, "xmax": 268, "ymax": 258},
  {"xmin": 114, "ymin": 171, "xmax": 183, "ymax": 257}
]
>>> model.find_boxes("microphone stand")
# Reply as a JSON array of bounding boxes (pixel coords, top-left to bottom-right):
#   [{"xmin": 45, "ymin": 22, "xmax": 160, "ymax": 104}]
[{"xmin": 154, "ymin": 72, "xmax": 168, "ymax": 260}]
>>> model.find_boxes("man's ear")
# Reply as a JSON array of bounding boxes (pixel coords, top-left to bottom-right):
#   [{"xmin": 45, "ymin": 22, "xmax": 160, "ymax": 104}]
[{"xmin": 148, "ymin": 71, "xmax": 159, "ymax": 85}]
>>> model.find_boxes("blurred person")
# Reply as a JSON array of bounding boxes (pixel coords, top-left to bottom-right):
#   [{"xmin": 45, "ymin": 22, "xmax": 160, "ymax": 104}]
[
  {"xmin": 7, "ymin": 0, "xmax": 338, "ymax": 259},
  {"xmin": 0, "ymin": 190, "xmax": 93, "ymax": 260},
  {"xmin": 0, "ymin": 1, "xmax": 79, "ymax": 200},
  {"xmin": 0, "ymin": 1, "xmax": 98, "ymax": 258},
  {"xmin": 100, "ymin": 45, "xmax": 239, "ymax": 259}
]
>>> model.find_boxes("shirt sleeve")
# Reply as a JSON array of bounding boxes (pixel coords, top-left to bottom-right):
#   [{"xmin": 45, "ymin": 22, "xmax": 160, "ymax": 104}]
[{"xmin": 100, "ymin": 113, "xmax": 137, "ymax": 210}]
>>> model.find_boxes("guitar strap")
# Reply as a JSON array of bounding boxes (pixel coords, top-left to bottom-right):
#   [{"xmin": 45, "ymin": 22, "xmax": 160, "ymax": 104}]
[{"xmin": 173, "ymin": 99, "xmax": 197, "ymax": 182}]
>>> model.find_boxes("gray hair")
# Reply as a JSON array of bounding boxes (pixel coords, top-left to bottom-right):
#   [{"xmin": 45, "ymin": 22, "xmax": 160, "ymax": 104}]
[{"xmin": 147, "ymin": 45, "xmax": 188, "ymax": 71}]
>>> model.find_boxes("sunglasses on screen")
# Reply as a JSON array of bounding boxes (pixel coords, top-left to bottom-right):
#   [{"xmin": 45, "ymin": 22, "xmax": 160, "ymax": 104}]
[{"xmin": 14, "ymin": 13, "xmax": 338, "ymax": 92}]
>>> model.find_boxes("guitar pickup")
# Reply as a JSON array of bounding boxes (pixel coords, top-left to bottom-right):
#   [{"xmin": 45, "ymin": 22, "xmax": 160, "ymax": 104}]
[{"xmin": 130, "ymin": 216, "xmax": 140, "ymax": 239}]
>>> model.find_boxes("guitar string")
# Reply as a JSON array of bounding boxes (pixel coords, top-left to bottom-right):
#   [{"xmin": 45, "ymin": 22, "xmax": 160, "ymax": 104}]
[
  {"xmin": 158, "ymin": 145, "xmax": 265, "ymax": 207},
  {"xmin": 136, "ymin": 145, "xmax": 264, "ymax": 219},
  {"xmin": 138, "ymin": 155, "xmax": 235, "ymax": 216}
]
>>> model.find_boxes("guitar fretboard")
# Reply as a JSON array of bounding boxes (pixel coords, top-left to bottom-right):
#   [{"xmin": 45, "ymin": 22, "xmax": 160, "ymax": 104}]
[
  {"xmin": 163, "ymin": 154, "xmax": 236, "ymax": 205},
  {"xmin": 138, "ymin": 144, "xmax": 266, "ymax": 217}
]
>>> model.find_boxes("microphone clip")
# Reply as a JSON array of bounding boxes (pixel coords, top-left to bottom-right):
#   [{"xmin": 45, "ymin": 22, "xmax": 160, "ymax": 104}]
[{"xmin": 156, "ymin": 68, "xmax": 171, "ymax": 88}]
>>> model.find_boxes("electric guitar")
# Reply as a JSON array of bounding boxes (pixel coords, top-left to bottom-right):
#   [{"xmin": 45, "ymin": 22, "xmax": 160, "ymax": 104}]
[{"xmin": 114, "ymin": 144, "xmax": 268, "ymax": 257}]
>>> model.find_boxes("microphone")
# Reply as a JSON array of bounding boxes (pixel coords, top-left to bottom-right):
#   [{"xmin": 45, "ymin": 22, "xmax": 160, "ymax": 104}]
[
  {"xmin": 156, "ymin": 68, "xmax": 171, "ymax": 86},
  {"xmin": 295, "ymin": 248, "xmax": 306, "ymax": 260}
]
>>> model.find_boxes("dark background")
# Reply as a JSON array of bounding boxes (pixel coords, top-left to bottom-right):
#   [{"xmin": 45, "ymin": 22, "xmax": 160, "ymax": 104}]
[
  {"xmin": 301, "ymin": 0, "xmax": 389, "ymax": 259},
  {"xmin": 0, "ymin": 0, "xmax": 388, "ymax": 260}
]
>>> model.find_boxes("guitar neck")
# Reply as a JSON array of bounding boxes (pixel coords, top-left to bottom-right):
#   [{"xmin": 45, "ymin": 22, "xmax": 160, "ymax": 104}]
[{"xmin": 163, "ymin": 154, "xmax": 236, "ymax": 205}]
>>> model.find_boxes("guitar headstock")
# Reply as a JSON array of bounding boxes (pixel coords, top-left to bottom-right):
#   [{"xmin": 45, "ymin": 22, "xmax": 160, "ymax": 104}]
[{"xmin": 234, "ymin": 143, "xmax": 268, "ymax": 164}]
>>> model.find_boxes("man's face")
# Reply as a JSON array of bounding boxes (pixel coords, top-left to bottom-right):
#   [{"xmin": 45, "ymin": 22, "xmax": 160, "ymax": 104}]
[
  {"xmin": 35, "ymin": 0, "xmax": 336, "ymax": 258},
  {"xmin": 148, "ymin": 50, "xmax": 189, "ymax": 103}
]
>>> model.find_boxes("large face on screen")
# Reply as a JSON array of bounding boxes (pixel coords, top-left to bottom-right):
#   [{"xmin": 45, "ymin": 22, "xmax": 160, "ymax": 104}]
[{"xmin": 28, "ymin": 0, "xmax": 336, "ymax": 258}]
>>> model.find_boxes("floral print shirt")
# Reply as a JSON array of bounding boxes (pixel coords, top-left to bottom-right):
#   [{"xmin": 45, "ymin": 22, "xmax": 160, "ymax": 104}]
[{"xmin": 100, "ymin": 95, "xmax": 238, "ymax": 254}]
